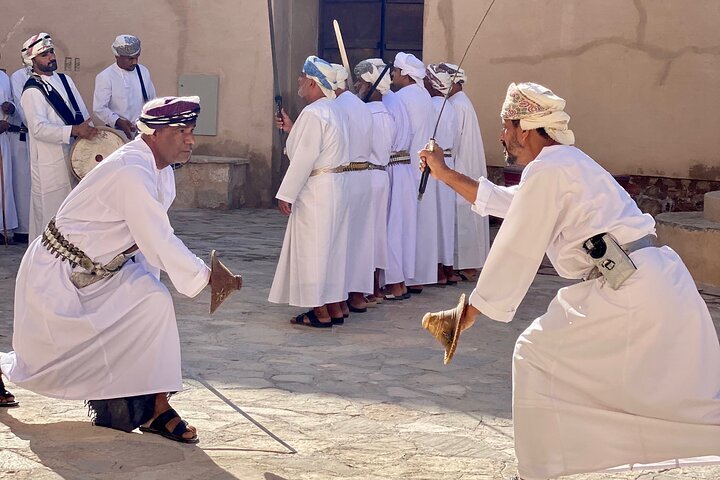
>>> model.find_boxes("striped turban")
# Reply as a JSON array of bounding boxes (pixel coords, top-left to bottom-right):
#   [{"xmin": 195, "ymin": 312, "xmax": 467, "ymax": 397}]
[
  {"xmin": 354, "ymin": 59, "xmax": 391, "ymax": 96},
  {"xmin": 331, "ymin": 63, "xmax": 349, "ymax": 90},
  {"xmin": 136, "ymin": 96, "xmax": 201, "ymax": 135},
  {"xmin": 501, "ymin": 82, "xmax": 575, "ymax": 145},
  {"xmin": 303, "ymin": 56, "xmax": 337, "ymax": 99},
  {"xmin": 112, "ymin": 35, "xmax": 141, "ymax": 57},
  {"xmin": 22, "ymin": 33, "xmax": 53, "ymax": 66}
]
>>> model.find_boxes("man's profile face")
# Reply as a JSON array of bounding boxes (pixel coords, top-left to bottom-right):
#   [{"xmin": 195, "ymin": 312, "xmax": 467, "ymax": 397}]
[
  {"xmin": 500, "ymin": 120, "xmax": 523, "ymax": 165},
  {"xmin": 390, "ymin": 67, "xmax": 402, "ymax": 92},
  {"xmin": 423, "ymin": 77, "xmax": 441, "ymax": 97},
  {"xmin": 354, "ymin": 78, "xmax": 372, "ymax": 99},
  {"xmin": 154, "ymin": 125, "xmax": 196, "ymax": 168},
  {"xmin": 33, "ymin": 49, "xmax": 57, "ymax": 74},
  {"xmin": 116, "ymin": 55, "xmax": 139, "ymax": 71},
  {"xmin": 297, "ymin": 73, "xmax": 314, "ymax": 100}
]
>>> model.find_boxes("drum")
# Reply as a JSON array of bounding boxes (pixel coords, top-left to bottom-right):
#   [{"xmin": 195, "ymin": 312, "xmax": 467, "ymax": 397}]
[{"xmin": 69, "ymin": 126, "xmax": 126, "ymax": 180}]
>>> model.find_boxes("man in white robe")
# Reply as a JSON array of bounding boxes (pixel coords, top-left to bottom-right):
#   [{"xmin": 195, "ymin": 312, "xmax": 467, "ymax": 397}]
[
  {"xmin": 425, "ymin": 64, "xmax": 459, "ymax": 286},
  {"xmin": 269, "ymin": 56, "xmax": 350, "ymax": 327},
  {"xmin": 94, "ymin": 35, "xmax": 157, "ymax": 140},
  {"xmin": 9, "ymin": 58, "xmax": 32, "ymax": 244},
  {"xmin": 420, "ymin": 82, "xmax": 720, "ymax": 479},
  {"xmin": 332, "ymin": 64, "xmax": 375, "ymax": 312},
  {"xmin": 392, "ymin": 52, "xmax": 439, "ymax": 291},
  {"xmin": 442, "ymin": 63, "xmax": 489, "ymax": 282},
  {"xmin": 381, "ymin": 83, "xmax": 416, "ymax": 299},
  {"xmin": 1, "ymin": 96, "xmax": 212, "ymax": 442},
  {"xmin": 20, "ymin": 33, "xmax": 97, "ymax": 240},
  {"xmin": 354, "ymin": 59, "xmax": 393, "ymax": 301},
  {"xmin": 0, "ymin": 68, "xmax": 18, "ymax": 242}
]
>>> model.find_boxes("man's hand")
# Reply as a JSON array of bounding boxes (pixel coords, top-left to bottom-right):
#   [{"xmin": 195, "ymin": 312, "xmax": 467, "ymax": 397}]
[
  {"xmin": 0, "ymin": 120, "xmax": 9, "ymax": 134},
  {"xmin": 419, "ymin": 142, "xmax": 450, "ymax": 180},
  {"xmin": 71, "ymin": 118, "xmax": 99, "ymax": 140},
  {"xmin": 459, "ymin": 304, "xmax": 481, "ymax": 333},
  {"xmin": 276, "ymin": 108, "xmax": 293, "ymax": 134},
  {"xmin": 1, "ymin": 102, "xmax": 15, "ymax": 116},
  {"xmin": 115, "ymin": 117, "xmax": 136, "ymax": 140},
  {"xmin": 278, "ymin": 199, "xmax": 292, "ymax": 216}
]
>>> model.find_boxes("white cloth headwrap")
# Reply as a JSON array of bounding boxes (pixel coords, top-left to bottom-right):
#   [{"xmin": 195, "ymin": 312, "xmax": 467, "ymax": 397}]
[
  {"xmin": 112, "ymin": 35, "xmax": 141, "ymax": 57},
  {"xmin": 136, "ymin": 96, "xmax": 201, "ymax": 135},
  {"xmin": 22, "ymin": 33, "xmax": 53, "ymax": 66},
  {"xmin": 331, "ymin": 63, "xmax": 349, "ymax": 90},
  {"xmin": 501, "ymin": 82, "xmax": 575, "ymax": 145},
  {"xmin": 425, "ymin": 64, "xmax": 453, "ymax": 95},
  {"xmin": 303, "ymin": 56, "xmax": 337, "ymax": 100},
  {"xmin": 354, "ymin": 59, "xmax": 391, "ymax": 96},
  {"xmin": 394, "ymin": 52, "xmax": 425, "ymax": 85}
]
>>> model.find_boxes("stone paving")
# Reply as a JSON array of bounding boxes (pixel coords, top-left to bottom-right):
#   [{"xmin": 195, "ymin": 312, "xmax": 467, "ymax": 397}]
[{"xmin": 1, "ymin": 209, "xmax": 719, "ymax": 480}]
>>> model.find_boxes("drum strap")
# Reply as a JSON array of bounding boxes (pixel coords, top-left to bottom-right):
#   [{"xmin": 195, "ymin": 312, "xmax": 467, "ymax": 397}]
[
  {"xmin": 136, "ymin": 66, "xmax": 149, "ymax": 103},
  {"xmin": 23, "ymin": 74, "xmax": 84, "ymax": 126}
]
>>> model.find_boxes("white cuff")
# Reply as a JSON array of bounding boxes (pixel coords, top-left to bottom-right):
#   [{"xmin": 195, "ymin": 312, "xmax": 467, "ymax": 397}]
[{"xmin": 468, "ymin": 288, "xmax": 515, "ymax": 323}]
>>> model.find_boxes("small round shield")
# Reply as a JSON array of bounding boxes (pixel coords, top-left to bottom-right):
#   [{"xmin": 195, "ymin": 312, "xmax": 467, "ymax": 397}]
[{"xmin": 69, "ymin": 127, "xmax": 126, "ymax": 180}]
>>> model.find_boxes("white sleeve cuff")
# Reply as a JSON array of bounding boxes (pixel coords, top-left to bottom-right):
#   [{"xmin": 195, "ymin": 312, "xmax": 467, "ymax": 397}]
[
  {"xmin": 468, "ymin": 288, "xmax": 515, "ymax": 323},
  {"xmin": 471, "ymin": 176, "xmax": 492, "ymax": 216}
]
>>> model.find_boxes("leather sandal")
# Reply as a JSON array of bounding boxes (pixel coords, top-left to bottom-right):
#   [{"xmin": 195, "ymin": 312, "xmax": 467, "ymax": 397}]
[{"xmin": 139, "ymin": 408, "xmax": 198, "ymax": 443}]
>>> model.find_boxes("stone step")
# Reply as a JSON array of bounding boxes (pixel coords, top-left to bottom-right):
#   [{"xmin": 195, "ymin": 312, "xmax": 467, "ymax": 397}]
[{"xmin": 173, "ymin": 155, "xmax": 249, "ymax": 209}]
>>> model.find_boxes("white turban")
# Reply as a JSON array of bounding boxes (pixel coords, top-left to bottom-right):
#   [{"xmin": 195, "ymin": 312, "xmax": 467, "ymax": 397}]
[
  {"xmin": 112, "ymin": 34, "xmax": 141, "ymax": 57},
  {"xmin": 394, "ymin": 52, "xmax": 425, "ymax": 85},
  {"xmin": 331, "ymin": 63, "xmax": 349, "ymax": 90},
  {"xmin": 303, "ymin": 56, "xmax": 337, "ymax": 99},
  {"xmin": 136, "ymin": 96, "xmax": 201, "ymax": 135},
  {"xmin": 501, "ymin": 82, "xmax": 575, "ymax": 145},
  {"xmin": 425, "ymin": 64, "xmax": 453, "ymax": 95},
  {"xmin": 354, "ymin": 59, "xmax": 391, "ymax": 96},
  {"xmin": 440, "ymin": 63, "xmax": 466, "ymax": 84},
  {"xmin": 22, "ymin": 33, "xmax": 53, "ymax": 66}
]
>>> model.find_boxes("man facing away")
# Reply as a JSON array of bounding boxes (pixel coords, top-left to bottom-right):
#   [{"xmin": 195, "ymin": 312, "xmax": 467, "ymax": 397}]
[
  {"xmin": 420, "ymin": 82, "xmax": 720, "ymax": 479},
  {"xmin": 20, "ymin": 33, "xmax": 97, "ymax": 240},
  {"xmin": 0, "ymin": 64, "xmax": 19, "ymax": 243},
  {"xmin": 269, "ymin": 56, "xmax": 350, "ymax": 327},
  {"xmin": 1, "ymin": 96, "xmax": 214, "ymax": 443},
  {"xmin": 94, "ymin": 34, "xmax": 156, "ymax": 140}
]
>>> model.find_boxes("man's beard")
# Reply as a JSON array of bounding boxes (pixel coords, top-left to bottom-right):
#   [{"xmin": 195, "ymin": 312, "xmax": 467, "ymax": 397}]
[
  {"xmin": 501, "ymin": 140, "xmax": 517, "ymax": 165},
  {"xmin": 38, "ymin": 60, "xmax": 57, "ymax": 73}
]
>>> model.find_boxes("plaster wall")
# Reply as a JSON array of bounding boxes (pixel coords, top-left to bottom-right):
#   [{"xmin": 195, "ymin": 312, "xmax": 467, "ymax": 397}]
[
  {"xmin": 423, "ymin": 0, "xmax": 720, "ymax": 181},
  {"xmin": 0, "ymin": 0, "xmax": 275, "ymax": 206}
]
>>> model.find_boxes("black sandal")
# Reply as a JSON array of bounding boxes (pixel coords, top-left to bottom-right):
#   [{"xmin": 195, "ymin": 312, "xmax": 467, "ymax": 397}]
[
  {"xmin": 139, "ymin": 408, "xmax": 199, "ymax": 444},
  {"xmin": 0, "ymin": 379, "xmax": 19, "ymax": 408},
  {"xmin": 290, "ymin": 310, "xmax": 332, "ymax": 328}
]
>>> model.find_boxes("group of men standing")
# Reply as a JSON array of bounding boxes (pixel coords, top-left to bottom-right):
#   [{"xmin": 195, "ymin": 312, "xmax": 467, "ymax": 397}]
[
  {"xmin": 0, "ymin": 32, "xmax": 155, "ymax": 244},
  {"xmin": 268, "ymin": 52, "xmax": 490, "ymax": 326}
]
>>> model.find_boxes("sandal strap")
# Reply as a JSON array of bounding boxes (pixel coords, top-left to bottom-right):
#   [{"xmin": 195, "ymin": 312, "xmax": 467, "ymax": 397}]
[
  {"xmin": 150, "ymin": 408, "xmax": 180, "ymax": 431},
  {"xmin": 171, "ymin": 419, "xmax": 191, "ymax": 437}
]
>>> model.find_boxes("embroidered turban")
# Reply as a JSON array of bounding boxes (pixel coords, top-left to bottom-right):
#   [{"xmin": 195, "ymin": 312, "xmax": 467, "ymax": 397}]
[
  {"xmin": 501, "ymin": 82, "xmax": 575, "ymax": 145},
  {"xmin": 303, "ymin": 56, "xmax": 337, "ymax": 99},
  {"xmin": 22, "ymin": 33, "xmax": 53, "ymax": 66},
  {"xmin": 394, "ymin": 52, "xmax": 425, "ymax": 86},
  {"xmin": 354, "ymin": 59, "xmax": 391, "ymax": 96},
  {"xmin": 136, "ymin": 96, "xmax": 201, "ymax": 135},
  {"xmin": 112, "ymin": 35, "xmax": 141, "ymax": 57}
]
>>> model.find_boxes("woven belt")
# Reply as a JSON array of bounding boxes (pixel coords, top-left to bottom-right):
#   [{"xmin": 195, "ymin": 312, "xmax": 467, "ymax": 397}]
[
  {"xmin": 584, "ymin": 234, "xmax": 657, "ymax": 281},
  {"xmin": 309, "ymin": 165, "xmax": 346, "ymax": 177},
  {"xmin": 388, "ymin": 151, "xmax": 411, "ymax": 166},
  {"xmin": 368, "ymin": 163, "xmax": 386, "ymax": 171},
  {"xmin": 343, "ymin": 161, "xmax": 371, "ymax": 172},
  {"xmin": 42, "ymin": 218, "xmax": 136, "ymax": 288}
]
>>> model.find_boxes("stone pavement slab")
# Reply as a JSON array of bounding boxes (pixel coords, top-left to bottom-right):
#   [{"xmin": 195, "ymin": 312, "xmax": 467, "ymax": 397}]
[{"xmin": 0, "ymin": 209, "xmax": 719, "ymax": 480}]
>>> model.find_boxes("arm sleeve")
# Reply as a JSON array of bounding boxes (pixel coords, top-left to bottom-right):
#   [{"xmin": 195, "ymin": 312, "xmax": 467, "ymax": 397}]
[
  {"xmin": 143, "ymin": 67, "xmax": 157, "ymax": 100},
  {"xmin": 275, "ymin": 112, "xmax": 325, "ymax": 203},
  {"xmin": 472, "ymin": 177, "xmax": 518, "ymax": 218},
  {"xmin": 469, "ymin": 168, "xmax": 565, "ymax": 322},
  {"xmin": 10, "ymin": 74, "xmax": 27, "ymax": 124},
  {"xmin": 93, "ymin": 72, "xmax": 119, "ymax": 126},
  {"xmin": 115, "ymin": 166, "xmax": 210, "ymax": 297},
  {"xmin": 21, "ymin": 88, "xmax": 72, "ymax": 144}
]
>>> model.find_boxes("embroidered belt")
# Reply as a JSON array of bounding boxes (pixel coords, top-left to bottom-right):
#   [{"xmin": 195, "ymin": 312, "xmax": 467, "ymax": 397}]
[
  {"xmin": 343, "ymin": 161, "xmax": 370, "ymax": 172},
  {"xmin": 584, "ymin": 234, "xmax": 657, "ymax": 281},
  {"xmin": 42, "ymin": 218, "xmax": 137, "ymax": 288},
  {"xmin": 388, "ymin": 151, "xmax": 411, "ymax": 166},
  {"xmin": 368, "ymin": 163, "xmax": 386, "ymax": 171},
  {"xmin": 309, "ymin": 165, "xmax": 346, "ymax": 177}
]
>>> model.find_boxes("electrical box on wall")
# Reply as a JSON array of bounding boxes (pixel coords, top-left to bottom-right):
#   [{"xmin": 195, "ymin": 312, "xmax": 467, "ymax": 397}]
[{"xmin": 178, "ymin": 74, "xmax": 219, "ymax": 136}]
